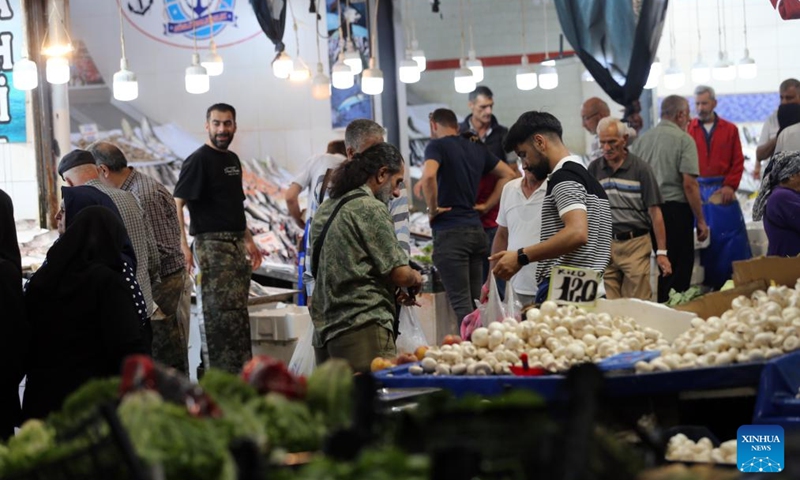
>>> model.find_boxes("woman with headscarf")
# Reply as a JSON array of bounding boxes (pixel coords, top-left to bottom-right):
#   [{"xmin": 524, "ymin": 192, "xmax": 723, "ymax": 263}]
[
  {"xmin": 23, "ymin": 206, "xmax": 147, "ymax": 420},
  {"xmin": 752, "ymin": 151, "xmax": 800, "ymax": 257},
  {"xmin": 0, "ymin": 189, "xmax": 27, "ymax": 440}
]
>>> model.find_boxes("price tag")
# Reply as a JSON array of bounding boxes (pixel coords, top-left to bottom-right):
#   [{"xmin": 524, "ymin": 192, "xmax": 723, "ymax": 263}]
[
  {"xmin": 547, "ymin": 266, "xmax": 602, "ymax": 307},
  {"xmin": 79, "ymin": 123, "xmax": 98, "ymax": 143}
]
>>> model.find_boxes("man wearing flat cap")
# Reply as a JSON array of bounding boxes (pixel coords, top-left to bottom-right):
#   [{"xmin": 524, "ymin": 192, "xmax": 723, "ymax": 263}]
[{"xmin": 58, "ymin": 150, "xmax": 160, "ymax": 327}]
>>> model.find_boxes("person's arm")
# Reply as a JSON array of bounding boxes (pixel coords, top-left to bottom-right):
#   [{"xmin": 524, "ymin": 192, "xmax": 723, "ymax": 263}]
[
  {"xmin": 175, "ymin": 198, "xmax": 192, "ymax": 273},
  {"xmin": 285, "ymin": 183, "xmax": 305, "ymax": 229},
  {"xmin": 389, "ymin": 265, "xmax": 423, "ymax": 289},
  {"xmin": 490, "ymin": 209, "xmax": 588, "ymax": 281},
  {"xmin": 475, "ymin": 161, "xmax": 516, "ymax": 214},
  {"xmin": 648, "ymin": 206, "xmax": 672, "ymax": 277},
  {"xmin": 756, "ymin": 137, "xmax": 777, "ymax": 162},
  {"xmin": 490, "ymin": 226, "xmax": 509, "ymax": 264},
  {"xmin": 682, "ymin": 173, "xmax": 709, "ymax": 242},
  {"xmin": 244, "ymin": 228, "xmax": 263, "ymax": 271},
  {"xmin": 420, "ymin": 159, "xmax": 451, "ymax": 221}
]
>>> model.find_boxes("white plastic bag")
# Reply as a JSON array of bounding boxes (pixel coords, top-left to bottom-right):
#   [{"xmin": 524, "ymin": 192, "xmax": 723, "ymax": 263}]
[
  {"xmin": 395, "ymin": 306, "xmax": 428, "ymax": 354},
  {"xmin": 288, "ymin": 321, "xmax": 316, "ymax": 377},
  {"xmin": 505, "ymin": 281, "xmax": 522, "ymax": 321}
]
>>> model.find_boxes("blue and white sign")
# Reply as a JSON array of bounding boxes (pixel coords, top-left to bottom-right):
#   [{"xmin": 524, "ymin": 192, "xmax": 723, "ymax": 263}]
[
  {"xmin": 0, "ymin": 0, "xmax": 26, "ymax": 143},
  {"xmin": 120, "ymin": 0, "xmax": 262, "ymax": 49},
  {"xmin": 737, "ymin": 425, "xmax": 784, "ymax": 473}
]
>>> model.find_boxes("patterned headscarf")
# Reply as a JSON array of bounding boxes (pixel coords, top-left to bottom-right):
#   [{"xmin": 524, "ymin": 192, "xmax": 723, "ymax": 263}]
[{"xmin": 753, "ymin": 150, "xmax": 800, "ymax": 221}]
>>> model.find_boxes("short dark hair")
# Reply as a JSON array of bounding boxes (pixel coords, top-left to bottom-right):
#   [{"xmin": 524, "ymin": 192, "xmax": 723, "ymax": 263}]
[
  {"xmin": 503, "ymin": 111, "xmax": 563, "ymax": 152},
  {"xmin": 430, "ymin": 108, "xmax": 459, "ymax": 129},
  {"xmin": 87, "ymin": 142, "xmax": 128, "ymax": 172},
  {"xmin": 329, "ymin": 143, "xmax": 404, "ymax": 199},
  {"xmin": 206, "ymin": 103, "xmax": 236, "ymax": 122},
  {"xmin": 780, "ymin": 78, "xmax": 800, "ymax": 92},
  {"xmin": 469, "ymin": 85, "xmax": 493, "ymax": 102},
  {"xmin": 326, "ymin": 140, "xmax": 346, "ymax": 156}
]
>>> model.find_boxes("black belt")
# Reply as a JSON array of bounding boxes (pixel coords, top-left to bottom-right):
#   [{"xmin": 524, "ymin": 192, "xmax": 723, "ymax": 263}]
[{"xmin": 613, "ymin": 229, "xmax": 650, "ymax": 241}]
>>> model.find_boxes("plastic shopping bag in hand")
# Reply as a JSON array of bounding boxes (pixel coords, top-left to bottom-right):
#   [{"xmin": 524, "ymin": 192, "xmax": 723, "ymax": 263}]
[
  {"xmin": 505, "ymin": 281, "xmax": 522, "ymax": 321},
  {"xmin": 461, "ymin": 271, "xmax": 505, "ymax": 340},
  {"xmin": 288, "ymin": 321, "xmax": 316, "ymax": 377},
  {"xmin": 396, "ymin": 306, "xmax": 428, "ymax": 354}
]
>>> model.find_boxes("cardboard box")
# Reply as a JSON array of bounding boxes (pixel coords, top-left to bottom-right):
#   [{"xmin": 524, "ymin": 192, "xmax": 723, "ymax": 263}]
[
  {"xmin": 732, "ymin": 256, "xmax": 800, "ymax": 288},
  {"xmin": 673, "ymin": 280, "xmax": 769, "ymax": 320}
]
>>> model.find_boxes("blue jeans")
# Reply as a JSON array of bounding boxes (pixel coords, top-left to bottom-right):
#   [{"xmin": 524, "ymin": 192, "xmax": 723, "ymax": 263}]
[{"xmin": 433, "ymin": 226, "xmax": 488, "ymax": 326}]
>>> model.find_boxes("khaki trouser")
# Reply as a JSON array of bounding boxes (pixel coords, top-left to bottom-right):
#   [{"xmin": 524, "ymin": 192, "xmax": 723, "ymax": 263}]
[
  {"xmin": 314, "ymin": 322, "xmax": 396, "ymax": 373},
  {"xmin": 604, "ymin": 234, "xmax": 653, "ymax": 300}
]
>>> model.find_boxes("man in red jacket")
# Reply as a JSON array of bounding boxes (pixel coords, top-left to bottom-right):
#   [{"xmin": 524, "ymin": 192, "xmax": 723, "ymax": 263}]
[{"xmin": 687, "ymin": 85, "xmax": 744, "ymax": 204}]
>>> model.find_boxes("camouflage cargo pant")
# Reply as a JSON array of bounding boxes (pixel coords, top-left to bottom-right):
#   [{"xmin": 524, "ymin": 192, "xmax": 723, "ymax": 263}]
[
  {"xmin": 151, "ymin": 269, "xmax": 192, "ymax": 375},
  {"xmin": 194, "ymin": 232, "xmax": 252, "ymax": 374}
]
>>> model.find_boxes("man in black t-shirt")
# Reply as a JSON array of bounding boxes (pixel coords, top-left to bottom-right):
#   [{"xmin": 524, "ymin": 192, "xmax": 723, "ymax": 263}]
[
  {"xmin": 491, "ymin": 111, "xmax": 612, "ymax": 303},
  {"xmin": 420, "ymin": 108, "xmax": 515, "ymax": 325},
  {"xmin": 173, "ymin": 103, "xmax": 262, "ymax": 374}
]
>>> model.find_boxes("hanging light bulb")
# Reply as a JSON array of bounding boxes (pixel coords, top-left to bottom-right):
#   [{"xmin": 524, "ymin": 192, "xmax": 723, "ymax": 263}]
[
  {"xmin": 331, "ymin": 54, "xmax": 354, "ymax": 89},
  {"xmin": 738, "ymin": 51, "xmax": 757, "ymax": 80},
  {"xmin": 516, "ymin": 56, "xmax": 537, "ymax": 91},
  {"xmin": 45, "ymin": 56, "xmax": 70, "ymax": 84},
  {"xmin": 202, "ymin": 40, "xmax": 224, "ymax": 76},
  {"xmin": 312, "ymin": 62, "xmax": 331, "ymax": 100},
  {"xmin": 691, "ymin": 54, "xmax": 710, "ymax": 83},
  {"xmin": 454, "ymin": 59, "xmax": 476, "ymax": 94},
  {"xmin": 272, "ymin": 51, "xmax": 293, "ymax": 79},
  {"xmin": 410, "ymin": 40, "xmax": 426, "ymax": 72},
  {"xmin": 581, "ymin": 69, "xmax": 595, "ymax": 82},
  {"xmin": 465, "ymin": 49, "xmax": 483, "ymax": 83},
  {"xmin": 663, "ymin": 59, "xmax": 685, "ymax": 90},
  {"xmin": 644, "ymin": 57, "xmax": 662, "ymax": 89},
  {"xmin": 399, "ymin": 51, "xmax": 421, "ymax": 84},
  {"xmin": 185, "ymin": 53, "xmax": 209, "ymax": 94},
  {"xmin": 113, "ymin": 58, "xmax": 138, "ymax": 101},
  {"xmin": 343, "ymin": 40, "xmax": 363, "ymax": 75},
  {"xmin": 539, "ymin": 62, "xmax": 558, "ymax": 90},
  {"xmin": 13, "ymin": 57, "xmax": 38, "ymax": 91},
  {"xmin": 41, "ymin": 2, "xmax": 73, "ymax": 58},
  {"xmin": 361, "ymin": 59, "xmax": 384, "ymax": 95},
  {"xmin": 712, "ymin": 52, "xmax": 735, "ymax": 81},
  {"xmin": 290, "ymin": 58, "xmax": 311, "ymax": 82},
  {"xmin": 541, "ymin": 58, "xmax": 556, "ymax": 67},
  {"xmin": 113, "ymin": 3, "xmax": 138, "ymax": 101}
]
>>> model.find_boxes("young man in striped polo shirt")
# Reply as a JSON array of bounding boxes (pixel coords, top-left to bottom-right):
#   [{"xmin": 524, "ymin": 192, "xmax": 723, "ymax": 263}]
[{"xmin": 490, "ymin": 111, "xmax": 612, "ymax": 303}]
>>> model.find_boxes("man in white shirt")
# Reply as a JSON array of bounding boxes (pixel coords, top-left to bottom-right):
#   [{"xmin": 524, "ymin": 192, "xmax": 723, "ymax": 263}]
[
  {"xmin": 488, "ymin": 163, "xmax": 547, "ymax": 306},
  {"xmin": 286, "ymin": 140, "xmax": 347, "ymax": 297},
  {"xmin": 756, "ymin": 78, "xmax": 800, "ymax": 177}
]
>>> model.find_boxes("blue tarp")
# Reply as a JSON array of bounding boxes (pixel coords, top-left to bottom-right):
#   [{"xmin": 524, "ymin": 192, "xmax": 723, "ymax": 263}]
[{"xmin": 753, "ymin": 351, "xmax": 800, "ymax": 430}]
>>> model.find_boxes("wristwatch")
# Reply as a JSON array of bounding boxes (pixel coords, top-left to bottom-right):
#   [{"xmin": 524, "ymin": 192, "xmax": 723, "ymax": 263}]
[
  {"xmin": 517, "ymin": 248, "xmax": 530, "ymax": 266},
  {"xmin": 656, "ymin": 249, "xmax": 668, "ymax": 257}
]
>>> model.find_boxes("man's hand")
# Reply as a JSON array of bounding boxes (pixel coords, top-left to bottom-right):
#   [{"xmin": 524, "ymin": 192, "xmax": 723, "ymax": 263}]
[
  {"xmin": 245, "ymin": 237, "xmax": 263, "ymax": 271},
  {"xmin": 428, "ymin": 206, "xmax": 452, "ymax": 223},
  {"xmin": 413, "ymin": 180, "xmax": 424, "ymax": 199},
  {"xmin": 716, "ymin": 185, "xmax": 736, "ymax": 204},
  {"xmin": 656, "ymin": 255, "xmax": 672, "ymax": 277},
  {"xmin": 489, "ymin": 250, "xmax": 521, "ymax": 281},
  {"xmin": 474, "ymin": 203, "xmax": 489, "ymax": 215},
  {"xmin": 696, "ymin": 220, "xmax": 710, "ymax": 243},
  {"xmin": 182, "ymin": 244, "xmax": 193, "ymax": 273},
  {"xmin": 396, "ymin": 289, "xmax": 420, "ymax": 307}
]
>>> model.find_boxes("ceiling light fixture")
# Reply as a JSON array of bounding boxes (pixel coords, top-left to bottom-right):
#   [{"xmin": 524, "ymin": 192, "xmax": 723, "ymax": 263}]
[
  {"xmin": 113, "ymin": 0, "xmax": 138, "ymax": 101},
  {"xmin": 361, "ymin": 0, "xmax": 383, "ymax": 95},
  {"xmin": 539, "ymin": 0, "xmax": 558, "ymax": 90},
  {"xmin": 185, "ymin": 10, "xmax": 209, "ymax": 94},
  {"xmin": 737, "ymin": 0, "xmax": 757, "ymax": 79},
  {"xmin": 311, "ymin": 0, "xmax": 331, "ymax": 100},
  {"xmin": 663, "ymin": 4, "xmax": 685, "ymax": 90},
  {"xmin": 201, "ymin": 12, "xmax": 224, "ymax": 76},
  {"xmin": 691, "ymin": 0, "xmax": 710, "ymax": 83},
  {"xmin": 711, "ymin": 0, "xmax": 735, "ymax": 81},
  {"xmin": 515, "ymin": 0, "xmax": 536, "ymax": 91},
  {"xmin": 454, "ymin": 0, "xmax": 475, "ymax": 93}
]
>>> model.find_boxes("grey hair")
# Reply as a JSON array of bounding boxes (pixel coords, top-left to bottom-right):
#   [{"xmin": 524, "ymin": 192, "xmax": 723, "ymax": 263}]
[
  {"xmin": 660, "ymin": 95, "xmax": 689, "ymax": 120},
  {"xmin": 780, "ymin": 78, "xmax": 800, "ymax": 92},
  {"xmin": 694, "ymin": 85, "xmax": 716, "ymax": 100},
  {"xmin": 87, "ymin": 141, "xmax": 128, "ymax": 172},
  {"xmin": 344, "ymin": 119, "xmax": 386, "ymax": 152},
  {"xmin": 596, "ymin": 117, "xmax": 629, "ymax": 137}
]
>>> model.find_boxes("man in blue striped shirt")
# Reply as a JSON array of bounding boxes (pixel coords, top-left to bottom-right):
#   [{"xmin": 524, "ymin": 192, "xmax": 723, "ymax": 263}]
[{"xmin": 588, "ymin": 117, "xmax": 671, "ymax": 300}]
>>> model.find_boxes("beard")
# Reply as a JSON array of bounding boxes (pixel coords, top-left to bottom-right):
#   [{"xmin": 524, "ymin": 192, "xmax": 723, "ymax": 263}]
[
  {"xmin": 376, "ymin": 181, "xmax": 395, "ymax": 205},
  {"xmin": 524, "ymin": 151, "xmax": 550, "ymax": 181},
  {"xmin": 209, "ymin": 132, "xmax": 234, "ymax": 150}
]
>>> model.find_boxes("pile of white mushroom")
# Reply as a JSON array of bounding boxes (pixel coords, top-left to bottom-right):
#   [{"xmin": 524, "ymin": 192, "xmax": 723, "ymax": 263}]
[
  {"xmin": 636, "ymin": 284, "xmax": 800, "ymax": 374},
  {"xmin": 408, "ymin": 300, "xmax": 668, "ymax": 376},
  {"xmin": 665, "ymin": 434, "xmax": 736, "ymax": 464}
]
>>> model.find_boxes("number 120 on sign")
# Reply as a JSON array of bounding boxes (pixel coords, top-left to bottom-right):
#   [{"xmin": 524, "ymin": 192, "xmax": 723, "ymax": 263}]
[{"xmin": 548, "ymin": 266, "xmax": 602, "ymax": 306}]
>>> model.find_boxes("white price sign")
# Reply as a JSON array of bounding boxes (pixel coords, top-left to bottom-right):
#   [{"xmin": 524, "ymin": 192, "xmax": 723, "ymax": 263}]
[{"xmin": 547, "ymin": 266, "xmax": 602, "ymax": 306}]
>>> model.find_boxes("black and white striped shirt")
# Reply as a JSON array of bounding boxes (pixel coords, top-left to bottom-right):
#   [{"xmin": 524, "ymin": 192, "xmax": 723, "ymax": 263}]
[{"xmin": 536, "ymin": 156, "xmax": 612, "ymax": 283}]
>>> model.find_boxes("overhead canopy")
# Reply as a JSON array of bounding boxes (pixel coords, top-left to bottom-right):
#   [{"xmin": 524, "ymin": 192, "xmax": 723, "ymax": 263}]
[{"xmin": 554, "ymin": 0, "xmax": 669, "ymax": 109}]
